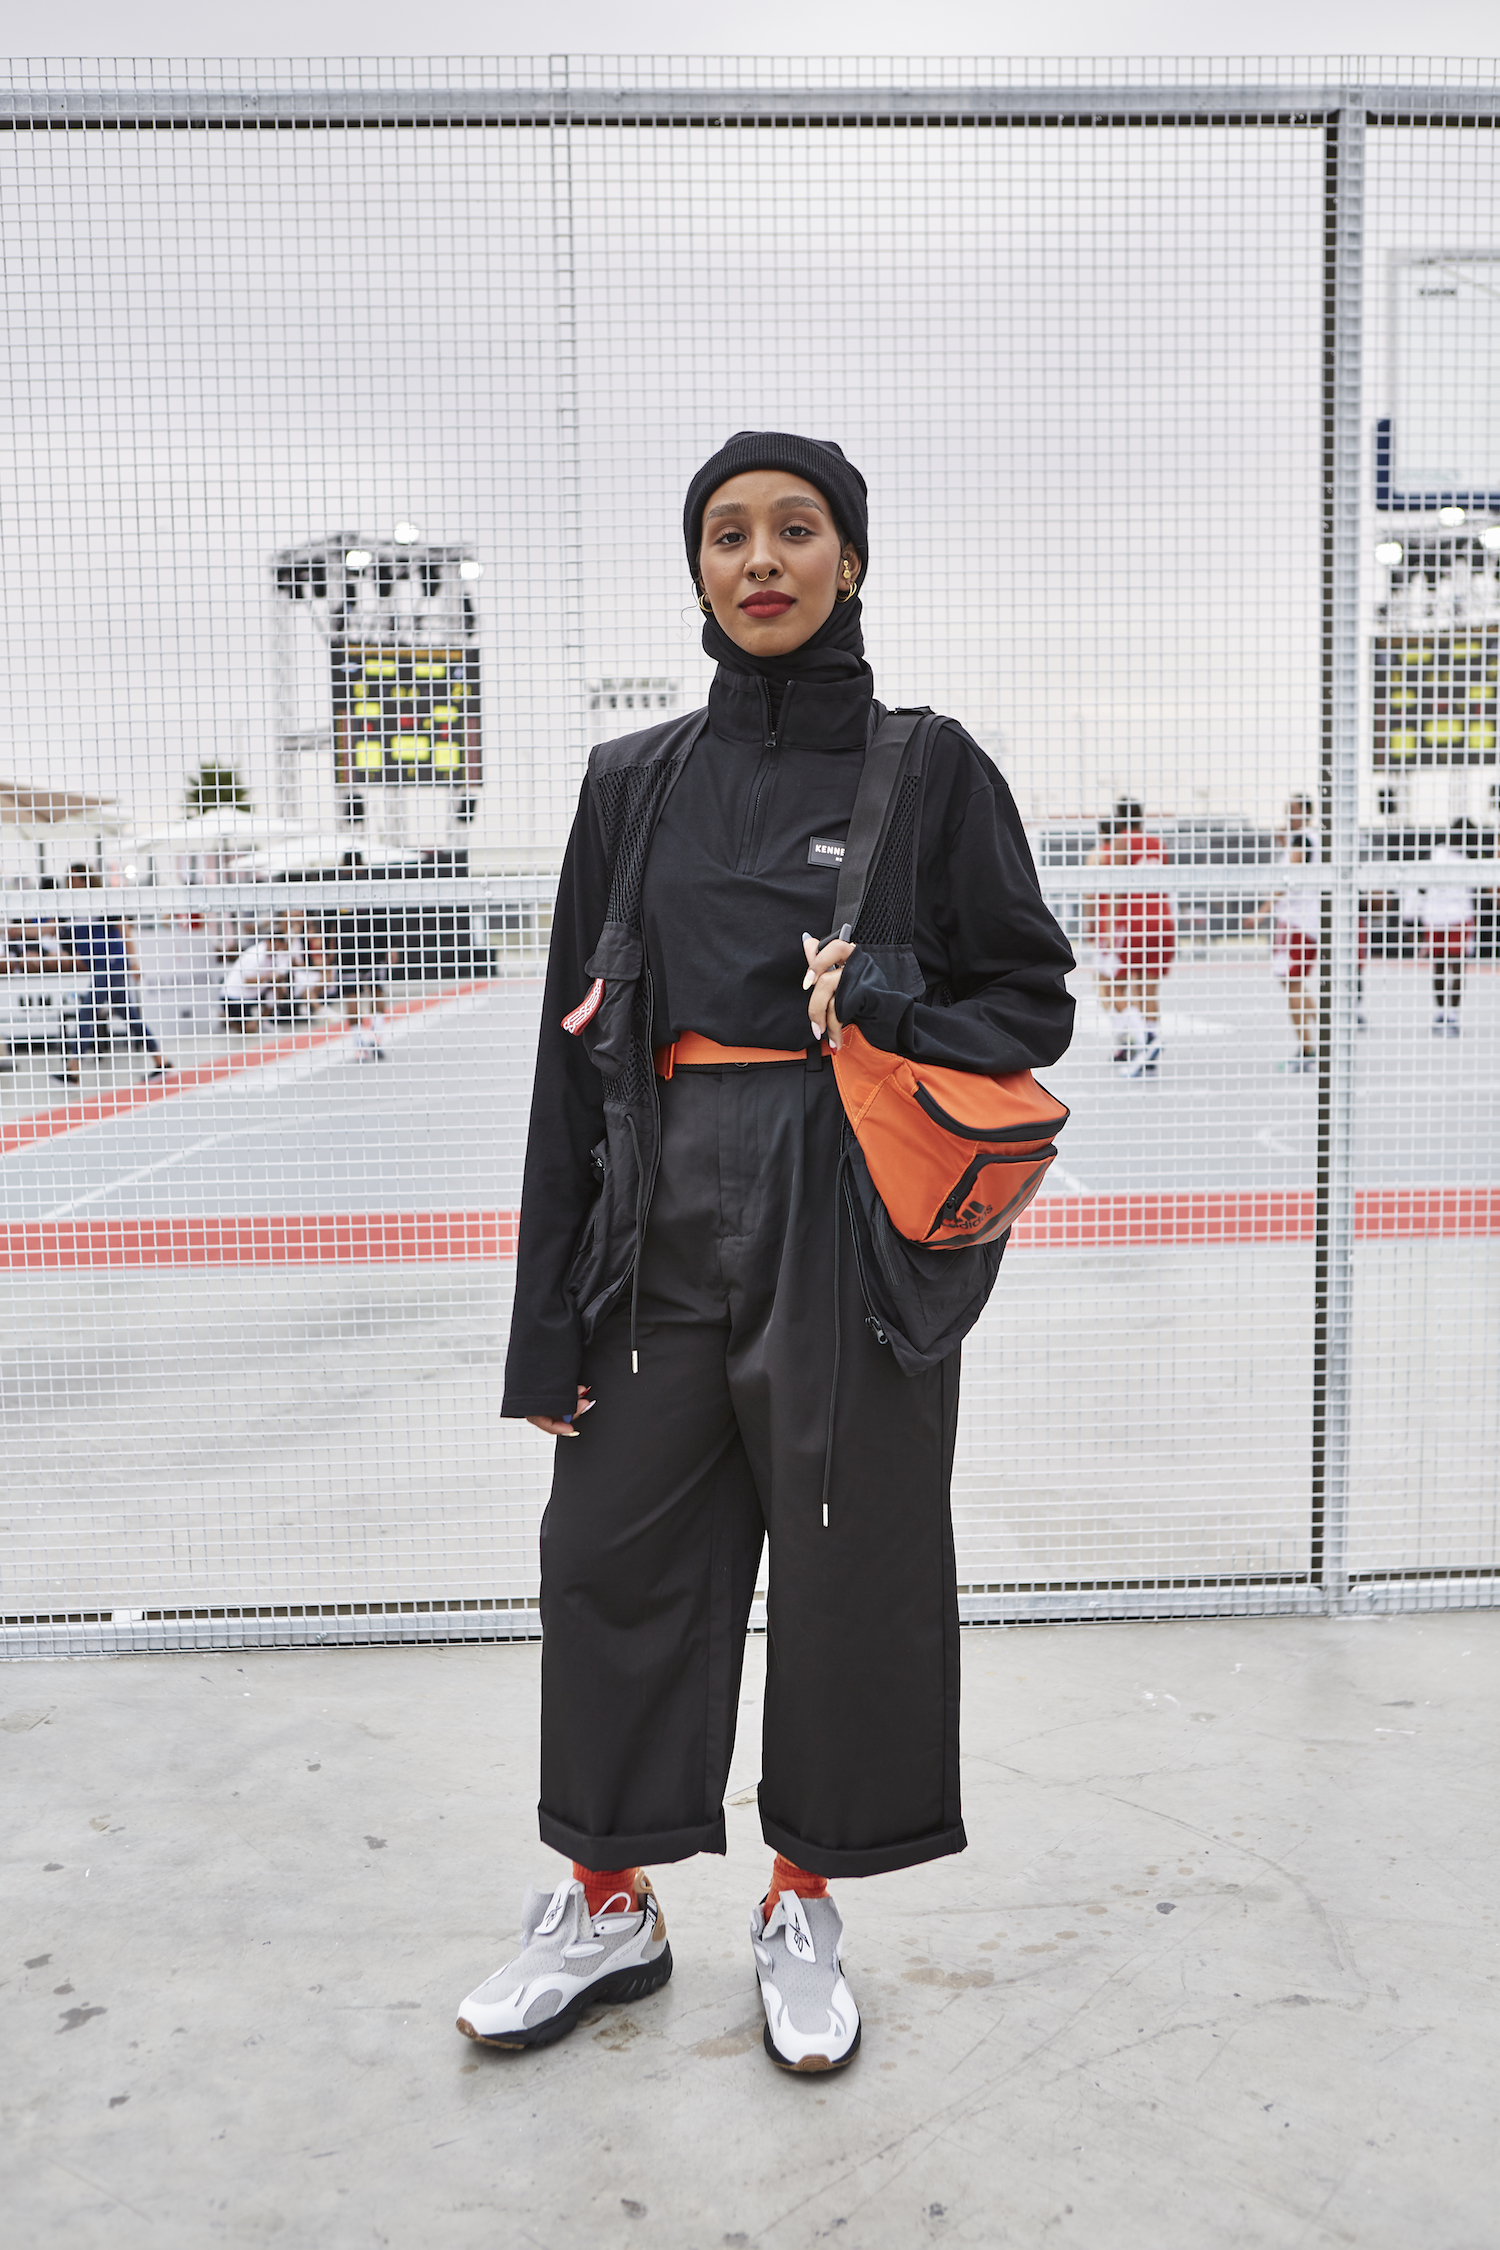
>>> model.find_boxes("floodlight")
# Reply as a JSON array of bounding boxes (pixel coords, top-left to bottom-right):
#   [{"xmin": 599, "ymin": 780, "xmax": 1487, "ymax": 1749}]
[
  {"xmin": 393, "ymin": 522, "xmax": 421, "ymax": 543},
  {"xmin": 1438, "ymin": 506, "xmax": 1466, "ymax": 526},
  {"xmin": 1374, "ymin": 541, "xmax": 1404, "ymax": 564},
  {"xmin": 345, "ymin": 548, "xmax": 372, "ymax": 569},
  {"xmin": 123, "ymin": 863, "xmax": 138, "ymax": 881},
  {"xmin": 459, "ymin": 560, "xmax": 485, "ymax": 580},
  {"xmin": 1480, "ymin": 527, "xmax": 1500, "ymax": 552}
]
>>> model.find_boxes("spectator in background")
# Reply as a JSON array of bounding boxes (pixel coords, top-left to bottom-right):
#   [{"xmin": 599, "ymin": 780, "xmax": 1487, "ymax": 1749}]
[
  {"xmin": 220, "ymin": 930, "xmax": 293, "ymax": 1031},
  {"xmin": 51, "ymin": 865, "xmax": 173, "ymax": 1089},
  {"xmin": 329, "ymin": 903, "xmax": 402, "ymax": 1062},
  {"xmin": 1085, "ymin": 796, "xmax": 1175, "ymax": 1078},
  {"xmin": 1402, "ymin": 823, "xmax": 1479, "ymax": 1038},
  {"xmin": 284, "ymin": 912, "xmax": 326, "ymax": 1020},
  {"xmin": 0, "ymin": 907, "xmax": 39, "ymax": 1072}
]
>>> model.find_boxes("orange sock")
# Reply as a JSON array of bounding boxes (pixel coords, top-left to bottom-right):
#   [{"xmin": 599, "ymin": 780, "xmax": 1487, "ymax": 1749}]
[
  {"xmin": 572, "ymin": 1862, "xmax": 640, "ymax": 1918},
  {"xmin": 764, "ymin": 1853, "xmax": 828, "ymax": 1913}
]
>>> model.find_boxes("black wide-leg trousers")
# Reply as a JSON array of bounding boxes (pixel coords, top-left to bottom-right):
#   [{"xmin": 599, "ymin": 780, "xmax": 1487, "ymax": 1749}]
[{"xmin": 537, "ymin": 1053, "xmax": 966, "ymax": 1879}]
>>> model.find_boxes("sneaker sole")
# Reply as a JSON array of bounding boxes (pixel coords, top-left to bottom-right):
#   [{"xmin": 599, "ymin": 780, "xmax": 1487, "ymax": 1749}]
[
  {"xmin": 762, "ymin": 2018, "xmax": 862, "ymax": 2074},
  {"xmin": 456, "ymin": 1942, "xmax": 673, "ymax": 2051}
]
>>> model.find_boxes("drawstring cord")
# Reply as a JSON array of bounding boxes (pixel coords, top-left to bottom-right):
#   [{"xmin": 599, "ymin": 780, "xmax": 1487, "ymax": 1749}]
[
  {"xmin": 821, "ymin": 1143, "xmax": 848, "ymax": 1531},
  {"xmin": 624, "ymin": 1113, "xmax": 646, "ymax": 1373}
]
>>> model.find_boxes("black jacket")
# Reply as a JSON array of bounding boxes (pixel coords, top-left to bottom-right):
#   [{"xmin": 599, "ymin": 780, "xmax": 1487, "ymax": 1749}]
[{"xmin": 501, "ymin": 666, "xmax": 1075, "ymax": 1418}]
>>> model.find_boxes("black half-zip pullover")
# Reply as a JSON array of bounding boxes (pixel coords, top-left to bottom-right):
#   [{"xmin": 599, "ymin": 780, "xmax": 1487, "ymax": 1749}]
[
  {"xmin": 501, "ymin": 667, "xmax": 1074, "ymax": 1417},
  {"xmin": 641, "ymin": 663, "xmax": 1075, "ymax": 1067}
]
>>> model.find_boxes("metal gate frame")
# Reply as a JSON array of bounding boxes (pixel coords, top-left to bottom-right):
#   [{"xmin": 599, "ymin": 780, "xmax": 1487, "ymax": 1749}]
[{"xmin": 3, "ymin": 72, "xmax": 1497, "ymax": 1654}]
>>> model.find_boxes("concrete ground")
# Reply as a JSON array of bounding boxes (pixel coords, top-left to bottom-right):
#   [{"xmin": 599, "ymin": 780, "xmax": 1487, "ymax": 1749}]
[{"xmin": 3, "ymin": 1612, "xmax": 1497, "ymax": 2250}]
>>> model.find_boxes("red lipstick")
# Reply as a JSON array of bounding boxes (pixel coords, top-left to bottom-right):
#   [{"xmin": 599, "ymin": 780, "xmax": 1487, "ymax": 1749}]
[{"xmin": 741, "ymin": 593, "xmax": 794, "ymax": 618}]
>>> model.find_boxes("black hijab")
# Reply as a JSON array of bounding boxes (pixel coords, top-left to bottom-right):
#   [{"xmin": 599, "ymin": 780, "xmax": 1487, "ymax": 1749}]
[
  {"xmin": 700, "ymin": 590, "xmax": 870, "ymax": 695},
  {"xmin": 686, "ymin": 430, "xmax": 873, "ymax": 718}
]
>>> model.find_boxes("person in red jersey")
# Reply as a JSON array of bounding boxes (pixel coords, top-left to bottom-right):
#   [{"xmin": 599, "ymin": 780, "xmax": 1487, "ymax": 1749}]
[{"xmin": 1086, "ymin": 797, "xmax": 1175, "ymax": 1077}]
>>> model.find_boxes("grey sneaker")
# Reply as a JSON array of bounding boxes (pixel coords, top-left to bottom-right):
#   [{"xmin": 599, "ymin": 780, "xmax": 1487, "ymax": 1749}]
[
  {"xmin": 456, "ymin": 1875, "xmax": 671, "ymax": 2050},
  {"xmin": 750, "ymin": 1890, "xmax": 861, "ymax": 2073}
]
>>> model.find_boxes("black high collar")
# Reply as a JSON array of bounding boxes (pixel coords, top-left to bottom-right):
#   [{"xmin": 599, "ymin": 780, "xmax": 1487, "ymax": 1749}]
[{"xmin": 707, "ymin": 664, "xmax": 873, "ymax": 752}]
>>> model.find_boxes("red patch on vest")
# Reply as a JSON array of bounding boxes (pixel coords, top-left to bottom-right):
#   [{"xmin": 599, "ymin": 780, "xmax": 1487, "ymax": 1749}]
[{"xmin": 561, "ymin": 977, "xmax": 605, "ymax": 1036}]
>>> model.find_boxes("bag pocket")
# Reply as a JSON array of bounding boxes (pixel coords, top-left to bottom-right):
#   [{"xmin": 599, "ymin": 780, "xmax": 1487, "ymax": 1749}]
[
  {"xmin": 926, "ymin": 1146, "xmax": 1058, "ymax": 1247},
  {"xmin": 563, "ymin": 922, "xmax": 642, "ymax": 1074},
  {"xmin": 564, "ymin": 1138, "xmax": 608, "ymax": 1305},
  {"xmin": 842, "ymin": 1138, "xmax": 1006, "ymax": 1376}
]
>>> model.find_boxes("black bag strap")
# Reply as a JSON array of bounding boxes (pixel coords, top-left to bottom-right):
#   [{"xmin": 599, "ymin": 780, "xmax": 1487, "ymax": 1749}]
[{"xmin": 829, "ymin": 707, "xmax": 930, "ymax": 938}]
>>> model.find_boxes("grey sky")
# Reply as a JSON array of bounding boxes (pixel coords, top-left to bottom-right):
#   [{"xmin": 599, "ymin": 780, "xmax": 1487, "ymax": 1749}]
[{"xmin": 30, "ymin": 0, "xmax": 1500, "ymax": 59}]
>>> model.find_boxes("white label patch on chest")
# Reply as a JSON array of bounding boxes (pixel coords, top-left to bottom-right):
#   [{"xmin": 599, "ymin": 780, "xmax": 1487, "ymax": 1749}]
[{"xmin": 807, "ymin": 835, "xmax": 846, "ymax": 867}]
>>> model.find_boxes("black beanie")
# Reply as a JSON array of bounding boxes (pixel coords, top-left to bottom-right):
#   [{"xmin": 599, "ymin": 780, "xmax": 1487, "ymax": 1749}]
[{"xmin": 683, "ymin": 430, "xmax": 869, "ymax": 584}]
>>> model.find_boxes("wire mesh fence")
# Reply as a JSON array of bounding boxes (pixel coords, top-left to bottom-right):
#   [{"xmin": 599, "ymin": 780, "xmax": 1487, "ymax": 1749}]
[{"xmin": 2, "ymin": 59, "xmax": 1496, "ymax": 1655}]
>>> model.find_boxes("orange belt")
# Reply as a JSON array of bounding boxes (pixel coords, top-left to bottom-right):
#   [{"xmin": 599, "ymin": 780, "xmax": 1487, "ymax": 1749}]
[{"xmin": 654, "ymin": 1030, "xmax": 822, "ymax": 1080}]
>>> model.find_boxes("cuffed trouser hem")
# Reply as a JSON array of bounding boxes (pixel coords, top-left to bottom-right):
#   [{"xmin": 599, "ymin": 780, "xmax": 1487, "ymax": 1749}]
[
  {"xmin": 759, "ymin": 1798, "xmax": 968, "ymax": 1880},
  {"xmin": 538, "ymin": 1804, "xmax": 728, "ymax": 1868}
]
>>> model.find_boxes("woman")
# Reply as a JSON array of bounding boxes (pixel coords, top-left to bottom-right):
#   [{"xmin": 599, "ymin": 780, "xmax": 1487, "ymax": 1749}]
[{"xmin": 458, "ymin": 432, "xmax": 1074, "ymax": 2070}]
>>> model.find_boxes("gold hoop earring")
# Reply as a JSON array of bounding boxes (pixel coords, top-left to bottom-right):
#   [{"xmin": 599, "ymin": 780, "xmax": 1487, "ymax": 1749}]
[
  {"xmin": 836, "ymin": 563, "xmax": 859, "ymax": 605},
  {"xmin": 697, "ymin": 588, "xmax": 713, "ymax": 617}
]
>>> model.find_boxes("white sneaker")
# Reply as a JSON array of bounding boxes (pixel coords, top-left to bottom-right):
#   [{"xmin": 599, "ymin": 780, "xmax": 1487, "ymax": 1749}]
[
  {"xmin": 456, "ymin": 1875, "xmax": 671, "ymax": 2050},
  {"xmin": 1118, "ymin": 1033, "xmax": 1162, "ymax": 1080},
  {"xmin": 750, "ymin": 1890, "xmax": 861, "ymax": 2073}
]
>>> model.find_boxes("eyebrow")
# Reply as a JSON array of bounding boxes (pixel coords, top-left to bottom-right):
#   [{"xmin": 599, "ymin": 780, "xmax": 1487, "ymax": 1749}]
[{"xmin": 704, "ymin": 493, "xmax": 826, "ymax": 521}]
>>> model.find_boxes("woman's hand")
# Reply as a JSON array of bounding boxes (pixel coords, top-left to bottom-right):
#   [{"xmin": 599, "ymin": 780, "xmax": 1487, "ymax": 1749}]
[
  {"xmin": 527, "ymin": 1384, "xmax": 594, "ymax": 1439},
  {"xmin": 803, "ymin": 929, "xmax": 855, "ymax": 1049}
]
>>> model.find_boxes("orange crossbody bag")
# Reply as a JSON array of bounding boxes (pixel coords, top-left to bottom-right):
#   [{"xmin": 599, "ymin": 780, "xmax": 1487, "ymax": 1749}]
[
  {"xmin": 831, "ymin": 1029, "xmax": 1068, "ymax": 1247},
  {"xmin": 827, "ymin": 711, "xmax": 1069, "ymax": 1250}
]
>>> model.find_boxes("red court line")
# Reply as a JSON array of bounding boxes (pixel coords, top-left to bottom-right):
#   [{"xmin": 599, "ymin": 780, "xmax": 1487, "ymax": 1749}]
[
  {"xmin": 2, "ymin": 1191, "xmax": 1497, "ymax": 1269},
  {"xmin": 0, "ymin": 981, "xmax": 491, "ymax": 1158},
  {"xmin": 1010, "ymin": 1188, "xmax": 1500, "ymax": 1247},
  {"xmin": 0, "ymin": 1214, "xmax": 519, "ymax": 1269}
]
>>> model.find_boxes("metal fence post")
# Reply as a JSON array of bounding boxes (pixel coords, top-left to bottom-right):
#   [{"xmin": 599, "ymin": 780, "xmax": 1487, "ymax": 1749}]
[
  {"xmin": 548, "ymin": 55, "xmax": 589, "ymax": 807},
  {"xmin": 1312, "ymin": 97, "xmax": 1366, "ymax": 1609}
]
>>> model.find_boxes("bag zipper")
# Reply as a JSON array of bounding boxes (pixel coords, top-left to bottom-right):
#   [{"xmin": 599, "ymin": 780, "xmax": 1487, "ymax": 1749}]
[
  {"xmin": 589, "ymin": 968, "xmax": 665, "ymax": 1352},
  {"xmin": 912, "ymin": 1081, "xmax": 1070, "ymax": 1142},
  {"xmin": 839, "ymin": 1147, "xmax": 888, "ymax": 1346}
]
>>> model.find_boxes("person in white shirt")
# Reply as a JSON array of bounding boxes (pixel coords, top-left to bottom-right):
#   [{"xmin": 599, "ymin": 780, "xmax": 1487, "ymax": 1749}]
[
  {"xmin": 221, "ymin": 936, "xmax": 292, "ymax": 1030},
  {"xmin": 1244, "ymin": 795, "xmax": 1321, "ymax": 1073},
  {"xmin": 283, "ymin": 913, "xmax": 326, "ymax": 1019},
  {"xmin": 1401, "ymin": 828, "xmax": 1477, "ymax": 1037}
]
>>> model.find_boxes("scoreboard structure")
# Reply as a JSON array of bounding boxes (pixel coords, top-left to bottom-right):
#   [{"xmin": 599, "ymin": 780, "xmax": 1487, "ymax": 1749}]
[
  {"xmin": 1372, "ymin": 623, "xmax": 1500, "ymax": 770},
  {"xmin": 1370, "ymin": 525, "xmax": 1500, "ymax": 817},
  {"xmin": 272, "ymin": 534, "xmax": 483, "ymax": 806},
  {"xmin": 332, "ymin": 641, "xmax": 481, "ymax": 788}
]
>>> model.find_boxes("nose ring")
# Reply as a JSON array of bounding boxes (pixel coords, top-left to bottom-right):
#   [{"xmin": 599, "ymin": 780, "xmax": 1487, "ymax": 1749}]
[{"xmin": 749, "ymin": 569, "xmax": 774, "ymax": 582}]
